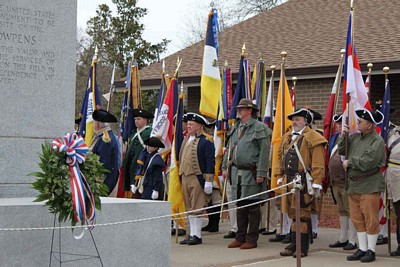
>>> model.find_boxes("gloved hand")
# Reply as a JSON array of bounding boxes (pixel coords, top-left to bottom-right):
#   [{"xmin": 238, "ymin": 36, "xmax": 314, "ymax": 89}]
[
  {"xmin": 204, "ymin": 181, "xmax": 213, "ymax": 194},
  {"xmin": 312, "ymin": 183, "xmax": 322, "ymax": 198},
  {"xmin": 131, "ymin": 184, "xmax": 137, "ymax": 193},
  {"xmin": 277, "ymin": 177, "xmax": 283, "ymax": 185},
  {"xmin": 151, "ymin": 190, "xmax": 159, "ymax": 200}
]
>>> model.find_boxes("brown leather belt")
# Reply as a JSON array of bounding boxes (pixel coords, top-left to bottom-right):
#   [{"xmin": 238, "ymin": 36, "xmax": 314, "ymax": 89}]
[{"xmin": 349, "ymin": 169, "xmax": 380, "ymax": 181}]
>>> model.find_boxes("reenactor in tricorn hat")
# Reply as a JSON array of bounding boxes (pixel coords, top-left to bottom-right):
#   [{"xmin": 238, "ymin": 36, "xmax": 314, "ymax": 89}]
[
  {"xmin": 339, "ymin": 108, "xmax": 385, "ymax": 263},
  {"xmin": 179, "ymin": 113, "xmax": 215, "ymax": 245},
  {"xmin": 122, "ymin": 108, "xmax": 153, "ymax": 198},
  {"xmin": 91, "ymin": 109, "xmax": 120, "ymax": 196},
  {"xmin": 222, "ymin": 98, "xmax": 272, "ymax": 249},
  {"xmin": 277, "ymin": 108, "xmax": 327, "ymax": 257}
]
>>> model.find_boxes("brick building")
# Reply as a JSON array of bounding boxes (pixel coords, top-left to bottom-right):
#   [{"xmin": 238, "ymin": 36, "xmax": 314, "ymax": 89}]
[{"xmin": 116, "ymin": 0, "xmax": 400, "ymax": 219}]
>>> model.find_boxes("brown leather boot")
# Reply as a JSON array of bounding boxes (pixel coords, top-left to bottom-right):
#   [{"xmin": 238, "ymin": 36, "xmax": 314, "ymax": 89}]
[
  {"xmin": 240, "ymin": 242, "xmax": 257, "ymax": 249},
  {"xmin": 228, "ymin": 240, "xmax": 244, "ymax": 248}
]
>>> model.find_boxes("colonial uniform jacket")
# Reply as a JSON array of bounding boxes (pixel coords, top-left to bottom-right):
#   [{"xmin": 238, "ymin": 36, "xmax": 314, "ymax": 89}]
[
  {"xmin": 338, "ymin": 130, "xmax": 385, "ymax": 194},
  {"xmin": 275, "ymin": 126, "xmax": 327, "ymax": 186},
  {"xmin": 92, "ymin": 130, "xmax": 120, "ymax": 193},
  {"xmin": 179, "ymin": 129, "xmax": 215, "ymax": 188},
  {"xmin": 135, "ymin": 149, "xmax": 166, "ymax": 200},
  {"xmin": 222, "ymin": 118, "xmax": 272, "ymax": 201},
  {"xmin": 385, "ymin": 126, "xmax": 400, "ymax": 202},
  {"xmin": 122, "ymin": 126, "xmax": 151, "ymax": 190}
]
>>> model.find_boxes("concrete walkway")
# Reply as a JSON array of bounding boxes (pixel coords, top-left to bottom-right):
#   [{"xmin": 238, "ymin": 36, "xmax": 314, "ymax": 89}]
[{"xmin": 171, "ymin": 220, "xmax": 399, "ymax": 267}]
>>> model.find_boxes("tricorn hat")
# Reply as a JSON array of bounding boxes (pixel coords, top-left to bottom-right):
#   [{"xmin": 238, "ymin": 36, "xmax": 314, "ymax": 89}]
[
  {"xmin": 92, "ymin": 109, "xmax": 117, "ymax": 123},
  {"xmin": 144, "ymin": 137, "xmax": 165, "ymax": 148},
  {"xmin": 187, "ymin": 113, "xmax": 209, "ymax": 125},
  {"xmin": 287, "ymin": 108, "xmax": 313, "ymax": 124},
  {"xmin": 332, "ymin": 114, "xmax": 343, "ymax": 122},
  {"xmin": 307, "ymin": 108, "xmax": 322, "ymax": 122},
  {"xmin": 236, "ymin": 98, "xmax": 259, "ymax": 111},
  {"xmin": 132, "ymin": 108, "xmax": 154, "ymax": 119},
  {"xmin": 374, "ymin": 100, "xmax": 395, "ymax": 114},
  {"xmin": 183, "ymin": 112, "xmax": 195, "ymax": 123},
  {"xmin": 355, "ymin": 109, "xmax": 384, "ymax": 124}
]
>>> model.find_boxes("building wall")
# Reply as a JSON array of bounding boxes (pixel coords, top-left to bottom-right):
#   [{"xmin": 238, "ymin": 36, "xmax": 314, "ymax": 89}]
[{"xmin": 185, "ymin": 73, "xmax": 400, "ymax": 218}]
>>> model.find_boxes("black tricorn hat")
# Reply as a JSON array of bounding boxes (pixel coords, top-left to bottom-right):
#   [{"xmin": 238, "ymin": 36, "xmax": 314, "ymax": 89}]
[
  {"xmin": 182, "ymin": 112, "xmax": 195, "ymax": 122},
  {"xmin": 307, "ymin": 108, "xmax": 322, "ymax": 121},
  {"xmin": 287, "ymin": 108, "xmax": 313, "ymax": 124},
  {"xmin": 75, "ymin": 117, "xmax": 82, "ymax": 125},
  {"xmin": 144, "ymin": 137, "xmax": 165, "ymax": 148},
  {"xmin": 355, "ymin": 109, "xmax": 384, "ymax": 124},
  {"xmin": 187, "ymin": 113, "xmax": 209, "ymax": 125},
  {"xmin": 236, "ymin": 98, "xmax": 259, "ymax": 111},
  {"xmin": 332, "ymin": 114, "xmax": 343, "ymax": 122},
  {"xmin": 92, "ymin": 109, "xmax": 117, "ymax": 123},
  {"xmin": 132, "ymin": 108, "xmax": 154, "ymax": 119}
]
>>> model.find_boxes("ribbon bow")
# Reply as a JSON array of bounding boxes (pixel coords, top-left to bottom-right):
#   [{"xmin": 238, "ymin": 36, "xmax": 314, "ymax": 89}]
[{"xmin": 52, "ymin": 133, "xmax": 96, "ymax": 232}]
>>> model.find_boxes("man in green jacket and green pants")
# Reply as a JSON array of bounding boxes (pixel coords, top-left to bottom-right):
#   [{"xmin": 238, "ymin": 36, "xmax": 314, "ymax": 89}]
[
  {"xmin": 339, "ymin": 108, "xmax": 385, "ymax": 263},
  {"xmin": 222, "ymin": 98, "xmax": 272, "ymax": 249}
]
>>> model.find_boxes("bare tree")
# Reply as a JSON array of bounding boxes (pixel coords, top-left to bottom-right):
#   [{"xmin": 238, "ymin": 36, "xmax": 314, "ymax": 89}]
[{"xmin": 179, "ymin": 0, "xmax": 286, "ymax": 48}]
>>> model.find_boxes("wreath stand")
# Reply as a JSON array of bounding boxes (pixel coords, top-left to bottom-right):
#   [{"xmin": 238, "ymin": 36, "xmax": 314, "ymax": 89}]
[{"xmin": 48, "ymin": 215, "xmax": 104, "ymax": 267}]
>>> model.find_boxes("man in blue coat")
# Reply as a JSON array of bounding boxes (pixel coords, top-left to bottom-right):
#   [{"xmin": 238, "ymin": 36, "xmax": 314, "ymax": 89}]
[{"xmin": 92, "ymin": 109, "xmax": 120, "ymax": 196}]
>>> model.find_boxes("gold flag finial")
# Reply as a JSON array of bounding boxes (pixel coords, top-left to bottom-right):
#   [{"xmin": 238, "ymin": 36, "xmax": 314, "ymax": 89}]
[
  {"xmin": 93, "ymin": 46, "xmax": 99, "ymax": 61},
  {"xmin": 340, "ymin": 49, "xmax": 346, "ymax": 55},
  {"xmin": 224, "ymin": 60, "xmax": 228, "ymax": 67},
  {"xmin": 162, "ymin": 60, "xmax": 165, "ymax": 74},
  {"xmin": 270, "ymin": 65, "xmax": 276, "ymax": 71},
  {"xmin": 241, "ymin": 43, "xmax": 248, "ymax": 57},
  {"xmin": 383, "ymin": 66, "xmax": 390, "ymax": 74},
  {"xmin": 292, "ymin": 76, "xmax": 298, "ymax": 83},
  {"xmin": 281, "ymin": 51, "xmax": 287, "ymax": 65},
  {"xmin": 367, "ymin": 63, "xmax": 373, "ymax": 71}
]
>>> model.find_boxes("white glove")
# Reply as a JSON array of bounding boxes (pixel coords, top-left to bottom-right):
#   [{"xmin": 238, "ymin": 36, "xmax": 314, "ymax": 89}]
[
  {"xmin": 151, "ymin": 190, "xmax": 159, "ymax": 200},
  {"xmin": 131, "ymin": 184, "xmax": 137, "ymax": 193},
  {"xmin": 277, "ymin": 177, "xmax": 283, "ymax": 185},
  {"xmin": 204, "ymin": 181, "xmax": 213, "ymax": 194},
  {"xmin": 312, "ymin": 183, "xmax": 322, "ymax": 198}
]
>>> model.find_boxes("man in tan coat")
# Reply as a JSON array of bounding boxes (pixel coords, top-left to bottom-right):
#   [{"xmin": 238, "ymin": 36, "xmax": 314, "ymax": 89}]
[
  {"xmin": 276, "ymin": 108, "xmax": 327, "ymax": 257},
  {"xmin": 179, "ymin": 113, "xmax": 215, "ymax": 246}
]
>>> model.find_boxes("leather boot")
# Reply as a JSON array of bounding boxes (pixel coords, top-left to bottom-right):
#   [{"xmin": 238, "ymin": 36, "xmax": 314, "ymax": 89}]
[
  {"xmin": 280, "ymin": 232, "xmax": 296, "ymax": 256},
  {"xmin": 202, "ymin": 207, "xmax": 220, "ymax": 232},
  {"xmin": 293, "ymin": 233, "xmax": 309, "ymax": 258}
]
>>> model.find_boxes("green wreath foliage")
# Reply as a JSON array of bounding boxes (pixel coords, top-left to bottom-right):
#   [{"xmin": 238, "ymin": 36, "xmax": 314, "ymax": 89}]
[{"xmin": 30, "ymin": 142, "xmax": 109, "ymax": 225}]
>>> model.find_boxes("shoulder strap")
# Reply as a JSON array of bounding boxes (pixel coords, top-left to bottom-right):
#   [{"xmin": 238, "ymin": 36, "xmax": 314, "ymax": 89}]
[
  {"xmin": 293, "ymin": 140, "xmax": 308, "ymax": 174},
  {"xmin": 389, "ymin": 137, "xmax": 400, "ymax": 152}
]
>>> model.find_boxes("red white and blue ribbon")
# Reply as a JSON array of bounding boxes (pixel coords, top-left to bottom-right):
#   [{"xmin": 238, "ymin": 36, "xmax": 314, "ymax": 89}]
[{"xmin": 52, "ymin": 133, "xmax": 96, "ymax": 232}]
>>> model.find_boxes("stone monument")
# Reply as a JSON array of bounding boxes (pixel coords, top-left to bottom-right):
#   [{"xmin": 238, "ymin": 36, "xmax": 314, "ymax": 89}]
[
  {"xmin": 0, "ymin": 1, "xmax": 171, "ymax": 266},
  {"xmin": 0, "ymin": 0, "xmax": 76, "ymax": 197}
]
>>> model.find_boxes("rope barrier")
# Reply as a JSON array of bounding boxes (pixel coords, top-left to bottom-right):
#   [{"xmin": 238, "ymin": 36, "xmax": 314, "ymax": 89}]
[{"xmin": 0, "ymin": 180, "xmax": 298, "ymax": 232}]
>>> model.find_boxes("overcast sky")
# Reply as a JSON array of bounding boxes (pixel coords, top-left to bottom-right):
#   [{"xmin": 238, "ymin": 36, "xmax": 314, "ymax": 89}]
[{"xmin": 77, "ymin": 0, "xmax": 202, "ymax": 56}]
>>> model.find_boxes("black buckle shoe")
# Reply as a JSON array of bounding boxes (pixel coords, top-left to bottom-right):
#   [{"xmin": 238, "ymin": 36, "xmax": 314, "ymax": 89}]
[
  {"xmin": 262, "ymin": 229, "xmax": 277, "ymax": 235},
  {"xmin": 390, "ymin": 248, "xmax": 400, "ymax": 256},
  {"xmin": 282, "ymin": 234, "xmax": 291, "ymax": 244},
  {"xmin": 223, "ymin": 231, "xmax": 236, "ymax": 239},
  {"xmin": 269, "ymin": 234, "xmax": 285, "ymax": 242},
  {"xmin": 179, "ymin": 236, "xmax": 192, "ymax": 245},
  {"xmin": 343, "ymin": 242, "xmax": 357, "ymax": 250},
  {"xmin": 329, "ymin": 240, "xmax": 348, "ymax": 248},
  {"xmin": 187, "ymin": 235, "xmax": 202, "ymax": 245},
  {"xmin": 360, "ymin": 249, "xmax": 375, "ymax": 263},
  {"xmin": 347, "ymin": 249, "xmax": 366, "ymax": 261},
  {"xmin": 376, "ymin": 235, "xmax": 388, "ymax": 245}
]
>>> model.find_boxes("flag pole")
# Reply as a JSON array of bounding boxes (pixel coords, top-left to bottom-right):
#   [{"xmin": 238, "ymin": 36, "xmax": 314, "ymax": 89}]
[
  {"xmin": 270, "ymin": 65, "xmax": 276, "ymax": 130},
  {"xmin": 383, "ymin": 66, "xmax": 391, "ymax": 254},
  {"xmin": 291, "ymin": 76, "xmax": 297, "ymax": 110},
  {"xmin": 106, "ymin": 62, "xmax": 116, "ymax": 112},
  {"xmin": 366, "ymin": 63, "xmax": 373, "ymax": 100}
]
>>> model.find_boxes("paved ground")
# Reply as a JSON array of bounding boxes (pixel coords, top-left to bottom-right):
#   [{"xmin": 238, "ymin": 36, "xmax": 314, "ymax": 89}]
[{"xmin": 171, "ymin": 219, "xmax": 400, "ymax": 267}]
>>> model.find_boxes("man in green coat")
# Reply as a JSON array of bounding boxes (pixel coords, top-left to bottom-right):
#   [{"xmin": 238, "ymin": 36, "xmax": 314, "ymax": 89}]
[
  {"xmin": 222, "ymin": 98, "xmax": 272, "ymax": 249},
  {"xmin": 122, "ymin": 108, "xmax": 153, "ymax": 198},
  {"xmin": 339, "ymin": 108, "xmax": 385, "ymax": 263}
]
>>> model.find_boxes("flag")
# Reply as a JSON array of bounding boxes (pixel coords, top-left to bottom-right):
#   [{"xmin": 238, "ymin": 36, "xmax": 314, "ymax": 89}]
[
  {"xmin": 152, "ymin": 72, "xmax": 168, "ymax": 130},
  {"xmin": 151, "ymin": 78, "xmax": 179, "ymax": 154},
  {"xmin": 222, "ymin": 64, "xmax": 232, "ymax": 129},
  {"xmin": 252, "ymin": 59, "xmax": 266, "ymax": 114},
  {"xmin": 322, "ymin": 59, "xmax": 343, "ymax": 192},
  {"xmin": 263, "ymin": 74, "xmax": 274, "ymax": 127},
  {"xmin": 199, "ymin": 9, "xmax": 221, "ymax": 119},
  {"xmin": 213, "ymin": 95, "xmax": 225, "ymax": 191},
  {"xmin": 168, "ymin": 91, "xmax": 186, "ymax": 228},
  {"xmin": 270, "ymin": 75, "xmax": 293, "ymax": 193},
  {"xmin": 377, "ymin": 80, "xmax": 391, "ymax": 141},
  {"xmin": 290, "ymin": 86, "xmax": 296, "ymax": 108},
  {"xmin": 78, "ymin": 55, "xmax": 102, "ymax": 145},
  {"xmin": 342, "ymin": 10, "xmax": 371, "ymax": 133},
  {"xmin": 229, "ymin": 55, "xmax": 248, "ymax": 125}
]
